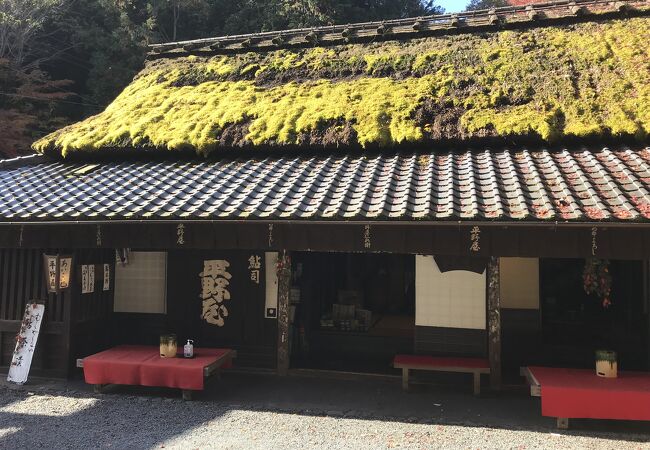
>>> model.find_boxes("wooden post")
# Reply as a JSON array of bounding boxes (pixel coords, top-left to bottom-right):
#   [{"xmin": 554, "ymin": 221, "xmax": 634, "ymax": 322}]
[
  {"xmin": 487, "ymin": 256, "xmax": 502, "ymax": 390},
  {"xmin": 401, "ymin": 368, "xmax": 409, "ymax": 391},
  {"xmin": 276, "ymin": 250, "xmax": 291, "ymax": 376}
]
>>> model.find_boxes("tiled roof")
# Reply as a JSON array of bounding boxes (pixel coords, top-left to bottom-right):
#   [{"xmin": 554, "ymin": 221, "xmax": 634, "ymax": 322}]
[{"xmin": 1, "ymin": 148, "xmax": 650, "ymax": 222}]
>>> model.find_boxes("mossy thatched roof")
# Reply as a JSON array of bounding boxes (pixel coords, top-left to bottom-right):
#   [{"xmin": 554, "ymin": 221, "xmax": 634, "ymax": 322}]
[{"xmin": 35, "ymin": 16, "xmax": 650, "ymax": 157}]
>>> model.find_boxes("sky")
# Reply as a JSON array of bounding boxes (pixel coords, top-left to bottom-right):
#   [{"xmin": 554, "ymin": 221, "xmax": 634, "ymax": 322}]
[{"xmin": 436, "ymin": 0, "xmax": 469, "ymax": 13}]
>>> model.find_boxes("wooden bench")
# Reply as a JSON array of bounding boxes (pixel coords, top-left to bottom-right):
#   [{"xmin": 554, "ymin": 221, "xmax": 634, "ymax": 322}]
[
  {"xmin": 393, "ymin": 355, "xmax": 490, "ymax": 395},
  {"xmin": 521, "ymin": 366, "xmax": 650, "ymax": 429},
  {"xmin": 77, "ymin": 346, "xmax": 236, "ymax": 401}
]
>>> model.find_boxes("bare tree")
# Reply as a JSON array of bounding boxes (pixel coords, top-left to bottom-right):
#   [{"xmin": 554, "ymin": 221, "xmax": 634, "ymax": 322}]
[{"xmin": 0, "ymin": 0, "xmax": 68, "ymax": 68}]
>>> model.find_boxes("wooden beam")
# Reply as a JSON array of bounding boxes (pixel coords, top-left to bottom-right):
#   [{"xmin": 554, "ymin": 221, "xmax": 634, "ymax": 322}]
[
  {"xmin": 520, "ymin": 366, "xmax": 541, "ymax": 397},
  {"xmin": 487, "ymin": 256, "xmax": 502, "ymax": 390},
  {"xmin": 276, "ymin": 250, "xmax": 291, "ymax": 376}
]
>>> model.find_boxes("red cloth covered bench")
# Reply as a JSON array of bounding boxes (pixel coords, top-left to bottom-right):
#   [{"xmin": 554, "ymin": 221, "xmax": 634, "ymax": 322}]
[
  {"xmin": 521, "ymin": 366, "xmax": 650, "ymax": 429},
  {"xmin": 393, "ymin": 355, "xmax": 490, "ymax": 395},
  {"xmin": 79, "ymin": 345, "xmax": 236, "ymax": 400}
]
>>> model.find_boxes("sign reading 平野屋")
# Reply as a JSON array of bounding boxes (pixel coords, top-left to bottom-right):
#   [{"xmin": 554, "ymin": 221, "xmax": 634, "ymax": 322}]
[{"xmin": 7, "ymin": 303, "xmax": 45, "ymax": 385}]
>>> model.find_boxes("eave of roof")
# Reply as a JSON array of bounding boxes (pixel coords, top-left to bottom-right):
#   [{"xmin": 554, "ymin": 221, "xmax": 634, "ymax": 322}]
[{"xmin": 3, "ymin": 147, "xmax": 650, "ymax": 223}]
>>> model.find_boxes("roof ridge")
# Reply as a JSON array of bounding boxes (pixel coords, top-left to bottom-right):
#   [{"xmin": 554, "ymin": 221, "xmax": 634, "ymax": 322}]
[{"xmin": 149, "ymin": 0, "xmax": 648, "ymax": 57}]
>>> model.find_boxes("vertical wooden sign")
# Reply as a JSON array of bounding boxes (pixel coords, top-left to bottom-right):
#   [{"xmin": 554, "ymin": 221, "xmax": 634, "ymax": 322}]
[
  {"xmin": 81, "ymin": 265, "xmax": 96, "ymax": 294},
  {"xmin": 43, "ymin": 254, "xmax": 58, "ymax": 293},
  {"xmin": 8, "ymin": 303, "xmax": 45, "ymax": 385},
  {"xmin": 103, "ymin": 264, "xmax": 110, "ymax": 291},
  {"xmin": 59, "ymin": 257, "xmax": 72, "ymax": 289},
  {"xmin": 276, "ymin": 251, "xmax": 291, "ymax": 376}
]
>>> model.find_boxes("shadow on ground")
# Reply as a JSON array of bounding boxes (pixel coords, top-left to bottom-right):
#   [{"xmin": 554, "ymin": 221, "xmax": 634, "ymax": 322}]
[{"xmin": 0, "ymin": 371, "xmax": 648, "ymax": 448}]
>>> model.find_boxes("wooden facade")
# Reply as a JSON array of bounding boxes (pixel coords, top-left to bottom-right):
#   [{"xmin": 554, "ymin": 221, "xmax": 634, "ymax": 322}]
[
  {"xmin": 0, "ymin": 222, "xmax": 649, "ymax": 379},
  {"xmin": 2, "ymin": 222, "xmax": 650, "ymax": 260},
  {"xmin": 0, "ymin": 248, "xmax": 113, "ymax": 378}
]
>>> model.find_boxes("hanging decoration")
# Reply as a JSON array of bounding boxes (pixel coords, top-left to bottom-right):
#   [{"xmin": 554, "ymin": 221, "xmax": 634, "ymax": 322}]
[
  {"xmin": 43, "ymin": 254, "xmax": 73, "ymax": 293},
  {"xmin": 583, "ymin": 258, "xmax": 612, "ymax": 308},
  {"xmin": 591, "ymin": 227, "xmax": 598, "ymax": 256}
]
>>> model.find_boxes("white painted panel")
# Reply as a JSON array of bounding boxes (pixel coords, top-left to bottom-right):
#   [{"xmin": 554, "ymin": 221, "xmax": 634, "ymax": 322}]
[
  {"xmin": 265, "ymin": 252, "xmax": 278, "ymax": 319},
  {"xmin": 114, "ymin": 252, "xmax": 167, "ymax": 313},
  {"xmin": 500, "ymin": 258, "xmax": 539, "ymax": 309},
  {"xmin": 415, "ymin": 255, "xmax": 486, "ymax": 329}
]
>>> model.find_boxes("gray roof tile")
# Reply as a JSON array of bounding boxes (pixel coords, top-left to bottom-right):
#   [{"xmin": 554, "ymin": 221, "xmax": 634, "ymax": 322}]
[{"xmin": 2, "ymin": 148, "xmax": 650, "ymax": 222}]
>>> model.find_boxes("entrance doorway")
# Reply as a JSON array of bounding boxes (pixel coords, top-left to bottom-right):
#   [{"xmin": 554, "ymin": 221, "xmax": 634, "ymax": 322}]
[
  {"xmin": 539, "ymin": 259, "xmax": 649, "ymax": 370},
  {"xmin": 289, "ymin": 252, "xmax": 415, "ymax": 374}
]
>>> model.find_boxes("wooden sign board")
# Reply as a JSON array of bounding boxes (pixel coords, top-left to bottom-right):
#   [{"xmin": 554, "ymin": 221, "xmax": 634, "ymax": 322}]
[{"xmin": 7, "ymin": 303, "xmax": 45, "ymax": 385}]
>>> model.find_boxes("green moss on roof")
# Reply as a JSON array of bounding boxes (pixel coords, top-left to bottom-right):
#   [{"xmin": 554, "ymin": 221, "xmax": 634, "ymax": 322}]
[{"xmin": 35, "ymin": 17, "xmax": 650, "ymax": 156}]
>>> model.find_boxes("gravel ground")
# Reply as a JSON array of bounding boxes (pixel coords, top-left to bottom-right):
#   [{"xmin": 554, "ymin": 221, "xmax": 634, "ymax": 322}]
[{"xmin": 0, "ymin": 385, "xmax": 648, "ymax": 450}]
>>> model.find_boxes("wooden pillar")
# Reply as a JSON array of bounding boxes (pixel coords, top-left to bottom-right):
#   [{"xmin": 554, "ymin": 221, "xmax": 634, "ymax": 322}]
[
  {"xmin": 487, "ymin": 256, "xmax": 502, "ymax": 389},
  {"xmin": 276, "ymin": 250, "xmax": 291, "ymax": 376}
]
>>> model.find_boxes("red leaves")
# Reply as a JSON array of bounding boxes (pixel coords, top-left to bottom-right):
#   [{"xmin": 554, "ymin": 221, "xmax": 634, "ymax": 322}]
[
  {"xmin": 584, "ymin": 206, "xmax": 606, "ymax": 220},
  {"xmin": 583, "ymin": 259, "xmax": 612, "ymax": 308}
]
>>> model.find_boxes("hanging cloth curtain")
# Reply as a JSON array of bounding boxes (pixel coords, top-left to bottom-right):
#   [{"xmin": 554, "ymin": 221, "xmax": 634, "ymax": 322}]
[{"xmin": 433, "ymin": 255, "xmax": 488, "ymax": 274}]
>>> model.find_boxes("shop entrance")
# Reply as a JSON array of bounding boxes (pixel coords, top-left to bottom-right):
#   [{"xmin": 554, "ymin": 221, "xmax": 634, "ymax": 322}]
[
  {"xmin": 289, "ymin": 252, "xmax": 415, "ymax": 374},
  {"xmin": 539, "ymin": 259, "xmax": 649, "ymax": 370}
]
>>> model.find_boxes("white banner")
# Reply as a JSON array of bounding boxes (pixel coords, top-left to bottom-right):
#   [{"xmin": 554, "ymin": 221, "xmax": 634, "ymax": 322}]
[{"xmin": 8, "ymin": 303, "xmax": 45, "ymax": 385}]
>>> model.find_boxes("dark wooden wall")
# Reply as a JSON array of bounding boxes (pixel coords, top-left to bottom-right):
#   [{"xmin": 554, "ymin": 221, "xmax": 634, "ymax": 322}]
[
  {"xmin": 501, "ymin": 309, "xmax": 541, "ymax": 380},
  {"xmin": 414, "ymin": 326, "xmax": 487, "ymax": 357},
  {"xmin": 0, "ymin": 249, "xmax": 69, "ymax": 377},
  {"xmin": 166, "ymin": 250, "xmax": 277, "ymax": 369},
  {"xmin": 0, "ymin": 248, "xmax": 114, "ymax": 378},
  {"xmin": 69, "ymin": 249, "xmax": 115, "ymax": 374}
]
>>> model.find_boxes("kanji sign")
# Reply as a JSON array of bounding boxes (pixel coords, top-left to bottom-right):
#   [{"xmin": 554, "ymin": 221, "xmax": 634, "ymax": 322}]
[
  {"xmin": 200, "ymin": 260, "xmax": 232, "ymax": 327},
  {"xmin": 248, "ymin": 255, "xmax": 262, "ymax": 285},
  {"xmin": 103, "ymin": 264, "xmax": 110, "ymax": 291},
  {"xmin": 81, "ymin": 264, "xmax": 95, "ymax": 294},
  {"xmin": 44, "ymin": 254, "xmax": 58, "ymax": 293},
  {"xmin": 59, "ymin": 257, "xmax": 72, "ymax": 289},
  {"xmin": 43, "ymin": 254, "xmax": 73, "ymax": 292}
]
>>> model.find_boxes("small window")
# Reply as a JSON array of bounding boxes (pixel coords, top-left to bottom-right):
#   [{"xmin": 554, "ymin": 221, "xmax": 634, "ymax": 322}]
[{"xmin": 114, "ymin": 252, "xmax": 167, "ymax": 313}]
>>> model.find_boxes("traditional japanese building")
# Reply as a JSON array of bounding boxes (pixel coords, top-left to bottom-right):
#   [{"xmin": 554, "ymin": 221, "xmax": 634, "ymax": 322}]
[{"xmin": 0, "ymin": 0, "xmax": 649, "ymax": 384}]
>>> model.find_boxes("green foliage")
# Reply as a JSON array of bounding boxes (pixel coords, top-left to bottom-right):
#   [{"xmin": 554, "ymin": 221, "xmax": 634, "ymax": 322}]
[
  {"xmin": 465, "ymin": 0, "xmax": 509, "ymax": 11},
  {"xmin": 0, "ymin": 0, "xmax": 442, "ymax": 157},
  {"xmin": 34, "ymin": 17, "xmax": 650, "ymax": 156}
]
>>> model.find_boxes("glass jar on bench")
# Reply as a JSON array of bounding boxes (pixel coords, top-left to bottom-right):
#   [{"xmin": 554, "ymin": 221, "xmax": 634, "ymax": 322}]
[{"xmin": 160, "ymin": 334, "xmax": 177, "ymax": 358}]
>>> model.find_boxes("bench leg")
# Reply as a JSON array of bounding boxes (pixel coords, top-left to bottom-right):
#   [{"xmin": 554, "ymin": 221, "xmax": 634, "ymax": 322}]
[
  {"xmin": 557, "ymin": 418, "xmax": 569, "ymax": 430},
  {"xmin": 182, "ymin": 390, "xmax": 193, "ymax": 401},
  {"xmin": 473, "ymin": 372, "xmax": 481, "ymax": 396},
  {"xmin": 402, "ymin": 368, "xmax": 409, "ymax": 391},
  {"xmin": 93, "ymin": 384, "xmax": 104, "ymax": 394}
]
